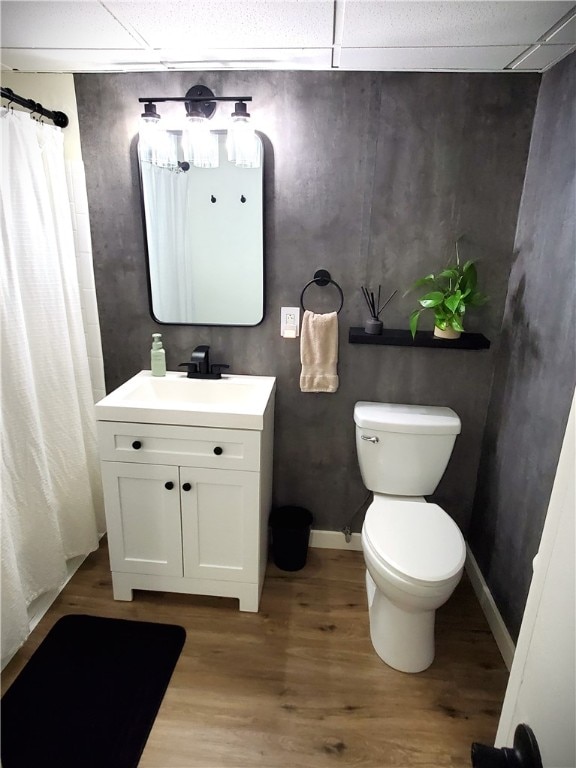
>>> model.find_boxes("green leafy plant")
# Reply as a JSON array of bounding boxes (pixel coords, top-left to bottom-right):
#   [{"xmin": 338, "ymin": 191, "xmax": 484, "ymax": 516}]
[{"xmin": 406, "ymin": 242, "xmax": 488, "ymax": 338}]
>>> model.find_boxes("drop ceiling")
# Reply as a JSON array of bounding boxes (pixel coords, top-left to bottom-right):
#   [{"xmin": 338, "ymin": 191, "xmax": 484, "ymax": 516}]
[{"xmin": 1, "ymin": 1, "xmax": 575, "ymax": 74}]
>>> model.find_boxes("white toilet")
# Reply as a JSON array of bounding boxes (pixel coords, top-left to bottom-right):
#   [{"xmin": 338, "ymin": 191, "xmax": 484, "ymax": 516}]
[{"xmin": 354, "ymin": 401, "xmax": 466, "ymax": 673}]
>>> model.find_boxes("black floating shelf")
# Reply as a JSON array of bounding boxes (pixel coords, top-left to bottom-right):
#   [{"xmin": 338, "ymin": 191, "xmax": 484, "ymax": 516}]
[{"xmin": 349, "ymin": 327, "xmax": 491, "ymax": 350}]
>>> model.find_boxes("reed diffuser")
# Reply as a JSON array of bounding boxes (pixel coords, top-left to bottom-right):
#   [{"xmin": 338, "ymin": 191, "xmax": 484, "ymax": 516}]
[{"xmin": 361, "ymin": 285, "xmax": 397, "ymax": 334}]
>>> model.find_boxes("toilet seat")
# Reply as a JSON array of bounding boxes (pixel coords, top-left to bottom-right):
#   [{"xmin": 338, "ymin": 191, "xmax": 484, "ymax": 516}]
[{"xmin": 363, "ymin": 497, "xmax": 465, "ymax": 586}]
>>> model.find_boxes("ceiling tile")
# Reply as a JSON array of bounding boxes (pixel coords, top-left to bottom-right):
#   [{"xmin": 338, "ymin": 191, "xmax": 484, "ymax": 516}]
[
  {"xmin": 0, "ymin": 1, "xmax": 143, "ymax": 49},
  {"xmin": 1, "ymin": 0, "xmax": 573, "ymax": 74},
  {"xmin": 104, "ymin": 0, "xmax": 334, "ymax": 49},
  {"xmin": 544, "ymin": 13, "xmax": 576, "ymax": 44},
  {"xmin": 340, "ymin": 1, "xmax": 575, "ymax": 47},
  {"xmin": 159, "ymin": 48, "xmax": 333, "ymax": 70},
  {"xmin": 511, "ymin": 43, "xmax": 576, "ymax": 70},
  {"xmin": 0, "ymin": 49, "xmax": 165, "ymax": 73},
  {"xmin": 338, "ymin": 46, "xmax": 529, "ymax": 71}
]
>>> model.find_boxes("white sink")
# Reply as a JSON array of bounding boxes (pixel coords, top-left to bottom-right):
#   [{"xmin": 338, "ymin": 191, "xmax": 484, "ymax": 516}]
[{"xmin": 95, "ymin": 370, "xmax": 276, "ymax": 430}]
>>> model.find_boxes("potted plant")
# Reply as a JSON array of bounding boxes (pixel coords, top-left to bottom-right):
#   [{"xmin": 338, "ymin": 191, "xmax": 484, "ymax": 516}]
[{"xmin": 406, "ymin": 242, "xmax": 488, "ymax": 339}]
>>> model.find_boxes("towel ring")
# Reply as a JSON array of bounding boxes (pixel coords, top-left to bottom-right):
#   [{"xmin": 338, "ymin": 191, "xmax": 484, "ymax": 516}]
[{"xmin": 300, "ymin": 269, "xmax": 344, "ymax": 314}]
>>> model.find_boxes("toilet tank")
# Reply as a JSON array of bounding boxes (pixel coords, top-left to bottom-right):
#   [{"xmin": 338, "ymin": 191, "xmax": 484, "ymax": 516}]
[{"xmin": 354, "ymin": 402, "xmax": 461, "ymax": 496}]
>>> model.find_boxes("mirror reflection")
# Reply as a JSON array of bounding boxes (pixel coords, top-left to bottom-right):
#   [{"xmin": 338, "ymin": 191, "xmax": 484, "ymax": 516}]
[{"xmin": 139, "ymin": 131, "xmax": 264, "ymax": 325}]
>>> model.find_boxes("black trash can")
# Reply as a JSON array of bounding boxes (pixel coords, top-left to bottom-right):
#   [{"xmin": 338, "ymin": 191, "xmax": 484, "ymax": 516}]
[{"xmin": 269, "ymin": 506, "xmax": 313, "ymax": 571}]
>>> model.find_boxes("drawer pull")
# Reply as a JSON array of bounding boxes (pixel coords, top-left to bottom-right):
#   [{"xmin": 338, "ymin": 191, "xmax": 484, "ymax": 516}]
[
  {"xmin": 213, "ymin": 446, "xmax": 223, "ymax": 456},
  {"xmin": 182, "ymin": 482, "xmax": 192, "ymax": 492},
  {"xmin": 132, "ymin": 440, "xmax": 142, "ymax": 450},
  {"xmin": 164, "ymin": 482, "xmax": 174, "ymax": 490}
]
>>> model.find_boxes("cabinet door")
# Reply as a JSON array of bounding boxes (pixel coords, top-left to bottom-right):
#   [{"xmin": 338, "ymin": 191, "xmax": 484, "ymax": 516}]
[
  {"xmin": 180, "ymin": 468, "xmax": 259, "ymax": 583},
  {"xmin": 101, "ymin": 462, "xmax": 183, "ymax": 577}
]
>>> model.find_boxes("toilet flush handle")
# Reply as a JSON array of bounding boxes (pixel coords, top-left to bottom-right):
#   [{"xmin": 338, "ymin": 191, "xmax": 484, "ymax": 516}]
[{"xmin": 361, "ymin": 435, "xmax": 379, "ymax": 443}]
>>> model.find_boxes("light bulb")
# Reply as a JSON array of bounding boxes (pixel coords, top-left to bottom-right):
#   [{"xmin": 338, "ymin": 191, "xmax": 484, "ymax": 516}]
[
  {"xmin": 184, "ymin": 114, "xmax": 219, "ymax": 169},
  {"xmin": 138, "ymin": 103, "xmax": 172, "ymax": 166},
  {"xmin": 227, "ymin": 117, "xmax": 260, "ymax": 168}
]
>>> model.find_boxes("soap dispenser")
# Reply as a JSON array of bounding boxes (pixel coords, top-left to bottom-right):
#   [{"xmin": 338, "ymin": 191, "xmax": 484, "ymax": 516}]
[{"xmin": 151, "ymin": 333, "xmax": 166, "ymax": 377}]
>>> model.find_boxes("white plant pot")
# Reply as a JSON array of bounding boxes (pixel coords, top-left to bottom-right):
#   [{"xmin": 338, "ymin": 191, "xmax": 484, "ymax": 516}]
[{"xmin": 434, "ymin": 326, "xmax": 461, "ymax": 340}]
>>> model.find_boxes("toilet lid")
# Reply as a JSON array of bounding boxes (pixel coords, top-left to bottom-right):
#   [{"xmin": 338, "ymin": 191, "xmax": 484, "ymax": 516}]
[{"xmin": 364, "ymin": 499, "xmax": 465, "ymax": 584}]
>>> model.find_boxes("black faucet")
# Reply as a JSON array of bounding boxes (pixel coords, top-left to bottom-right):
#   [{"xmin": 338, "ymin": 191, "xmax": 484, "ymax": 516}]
[
  {"xmin": 192, "ymin": 344, "xmax": 210, "ymax": 374},
  {"xmin": 179, "ymin": 345, "xmax": 230, "ymax": 379}
]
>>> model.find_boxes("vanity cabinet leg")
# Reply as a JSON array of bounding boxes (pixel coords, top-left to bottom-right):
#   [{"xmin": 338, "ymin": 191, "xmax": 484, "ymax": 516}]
[
  {"xmin": 111, "ymin": 574, "xmax": 134, "ymax": 601},
  {"xmin": 238, "ymin": 587, "xmax": 260, "ymax": 613}
]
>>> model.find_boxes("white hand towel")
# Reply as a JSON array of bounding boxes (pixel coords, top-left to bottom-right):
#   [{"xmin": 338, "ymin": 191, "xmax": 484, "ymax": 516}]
[{"xmin": 300, "ymin": 310, "xmax": 339, "ymax": 393}]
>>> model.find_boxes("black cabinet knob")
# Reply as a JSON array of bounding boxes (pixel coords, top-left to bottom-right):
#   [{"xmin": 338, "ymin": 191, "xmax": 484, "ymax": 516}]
[
  {"xmin": 132, "ymin": 440, "xmax": 142, "ymax": 450},
  {"xmin": 213, "ymin": 446, "xmax": 223, "ymax": 456},
  {"xmin": 164, "ymin": 481, "xmax": 174, "ymax": 490},
  {"xmin": 182, "ymin": 482, "xmax": 192, "ymax": 492}
]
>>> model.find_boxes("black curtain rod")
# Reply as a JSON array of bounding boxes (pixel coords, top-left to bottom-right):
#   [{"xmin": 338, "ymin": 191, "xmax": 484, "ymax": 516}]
[{"xmin": 0, "ymin": 87, "xmax": 69, "ymax": 128}]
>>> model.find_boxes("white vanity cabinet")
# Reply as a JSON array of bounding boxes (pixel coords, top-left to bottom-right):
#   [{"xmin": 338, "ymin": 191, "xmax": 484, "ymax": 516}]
[{"xmin": 96, "ymin": 394, "xmax": 274, "ymax": 612}]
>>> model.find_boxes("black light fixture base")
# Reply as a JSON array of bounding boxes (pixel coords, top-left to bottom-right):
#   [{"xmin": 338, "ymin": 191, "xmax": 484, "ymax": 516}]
[
  {"xmin": 185, "ymin": 85, "xmax": 216, "ymax": 120},
  {"xmin": 141, "ymin": 102, "xmax": 161, "ymax": 121},
  {"xmin": 232, "ymin": 100, "xmax": 250, "ymax": 119}
]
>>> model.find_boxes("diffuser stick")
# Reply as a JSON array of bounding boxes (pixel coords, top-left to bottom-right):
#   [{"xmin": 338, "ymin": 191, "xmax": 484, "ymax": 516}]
[
  {"xmin": 361, "ymin": 286, "xmax": 376, "ymax": 318},
  {"xmin": 377, "ymin": 289, "xmax": 398, "ymax": 317}
]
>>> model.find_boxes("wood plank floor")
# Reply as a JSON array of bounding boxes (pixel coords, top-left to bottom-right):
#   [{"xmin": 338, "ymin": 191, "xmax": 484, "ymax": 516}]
[{"xmin": 2, "ymin": 541, "xmax": 509, "ymax": 767}]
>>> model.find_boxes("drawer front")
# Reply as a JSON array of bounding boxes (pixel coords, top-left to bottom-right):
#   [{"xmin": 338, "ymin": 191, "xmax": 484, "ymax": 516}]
[{"xmin": 98, "ymin": 421, "xmax": 261, "ymax": 471}]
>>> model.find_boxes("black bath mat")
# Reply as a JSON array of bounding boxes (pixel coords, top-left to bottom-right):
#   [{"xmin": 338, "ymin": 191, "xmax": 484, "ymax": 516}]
[{"xmin": 1, "ymin": 614, "xmax": 186, "ymax": 768}]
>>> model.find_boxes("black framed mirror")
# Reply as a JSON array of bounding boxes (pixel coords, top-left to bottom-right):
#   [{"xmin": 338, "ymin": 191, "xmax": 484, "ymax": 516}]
[{"xmin": 139, "ymin": 130, "xmax": 264, "ymax": 325}]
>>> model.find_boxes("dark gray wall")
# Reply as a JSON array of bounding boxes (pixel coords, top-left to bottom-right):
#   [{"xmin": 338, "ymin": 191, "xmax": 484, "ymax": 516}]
[
  {"xmin": 469, "ymin": 53, "xmax": 576, "ymax": 641},
  {"xmin": 75, "ymin": 70, "xmax": 538, "ymax": 535}
]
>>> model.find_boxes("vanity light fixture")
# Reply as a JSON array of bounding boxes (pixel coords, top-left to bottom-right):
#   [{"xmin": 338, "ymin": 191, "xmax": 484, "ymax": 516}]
[{"xmin": 137, "ymin": 85, "xmax": 259, "ymax": 169}]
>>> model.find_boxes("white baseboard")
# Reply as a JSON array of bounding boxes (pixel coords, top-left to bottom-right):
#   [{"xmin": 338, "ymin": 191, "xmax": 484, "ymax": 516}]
[
  {"xmin": 465, "ymin": 543, "xmax": 515, "ymax": 670},
  {"xmin": 309, "ymin": 529, "xmax": 363, "ymax": 551}
]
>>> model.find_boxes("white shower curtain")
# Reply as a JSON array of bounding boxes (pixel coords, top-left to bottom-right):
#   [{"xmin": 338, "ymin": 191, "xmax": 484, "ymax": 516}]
[
  {"xmin": 141, "ymin": 161, "xmax": 195, "ymax": 321},
  {"xmin": 0, "ymin": 108, "xmax": 104, "ymax": 662}
]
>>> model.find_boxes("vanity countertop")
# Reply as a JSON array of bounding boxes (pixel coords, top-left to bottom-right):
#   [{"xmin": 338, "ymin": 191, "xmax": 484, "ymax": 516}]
[{"xmin": 95, "ymin": 370, "xmax": 276, "ymax": 430}]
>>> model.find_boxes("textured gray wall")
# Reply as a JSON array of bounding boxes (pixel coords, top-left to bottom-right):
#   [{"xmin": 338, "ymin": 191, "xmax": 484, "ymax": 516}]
[
  {"xmin": 75, "ymin": 70, "xmax": 538, "ymax": 536},
  {"xmin": 469, "ymin": 54, "xmax": 576, "ymax": 641}
]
